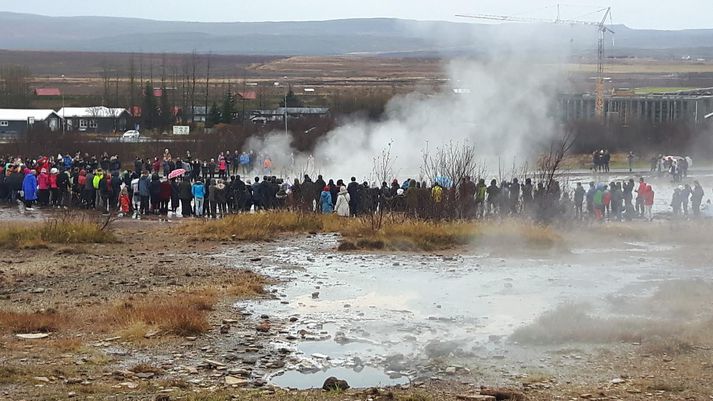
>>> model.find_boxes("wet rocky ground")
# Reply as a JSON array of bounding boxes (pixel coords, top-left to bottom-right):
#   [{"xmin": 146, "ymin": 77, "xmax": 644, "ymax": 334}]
[{"xmin": 2, "ymin": 202, "xmax": 713, "ymax": 400}]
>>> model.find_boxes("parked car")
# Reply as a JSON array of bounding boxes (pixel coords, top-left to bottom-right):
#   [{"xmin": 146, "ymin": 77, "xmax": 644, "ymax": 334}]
[{"xmin": 121, "ymin": 130, "xmax": 140, "ymax": 142}]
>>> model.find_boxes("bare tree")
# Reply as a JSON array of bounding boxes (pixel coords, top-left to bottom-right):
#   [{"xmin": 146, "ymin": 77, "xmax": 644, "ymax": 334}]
[
  {"xmin": 0, "ymin": 65, "xmax": 31, "ymax": 108},
  {"xmin": 421, "ymin": 140, "xmax": 479, "ymax": 189},
  {"xmin": 190, "ymin": 51, "xmax": 199, "ymax": 123},
  {"xmin": 204, "ymin": 52, "xmax": 212, "ymax": 127},
  {"xmin": 536, "ymin": 129, "xmax": 576, "ymax": 192},
  {"xmin": 371, "ymin": 141, "xmax": 396, "ymax": 185}
]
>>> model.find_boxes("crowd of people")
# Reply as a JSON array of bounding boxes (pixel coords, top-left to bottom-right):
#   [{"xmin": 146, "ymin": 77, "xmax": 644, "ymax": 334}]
[{"xmin": 0, "ymin": 150, "xmax": 709, "ymax": 223}]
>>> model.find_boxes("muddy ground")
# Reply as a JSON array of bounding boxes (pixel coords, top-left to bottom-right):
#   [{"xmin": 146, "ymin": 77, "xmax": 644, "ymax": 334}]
[{"xmin": 1, "ymin": 209, "xmax": 712, "ymax": 401}]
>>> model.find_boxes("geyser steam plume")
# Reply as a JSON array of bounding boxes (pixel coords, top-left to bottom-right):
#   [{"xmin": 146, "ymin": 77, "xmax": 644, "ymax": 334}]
[{"xmin": 249, "ymin": 55, "xmax": 570, "ymax": 182}]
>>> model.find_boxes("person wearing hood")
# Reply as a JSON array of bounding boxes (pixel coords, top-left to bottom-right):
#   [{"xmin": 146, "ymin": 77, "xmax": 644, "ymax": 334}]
[
  {"xmin": 215, "ymin": 179, "xmax": 228, "ymax": 218},
  {"xmin": 335, "ymin": 186, "xmax": 351, "ymax": 217},
  {"xmin": 37, "ymin": 168, "xmax": 50, "ymax": 206},
  {"xmin": 22, "ymin": 169, "xmax": 38, "ymax": 209},
  {"xmin": 320, "ymin": 186, "xmax": 333, "ymax": 214},
  {"xmin": 49, "ymin": 168, "xmax": 60, "ymax": 207}
]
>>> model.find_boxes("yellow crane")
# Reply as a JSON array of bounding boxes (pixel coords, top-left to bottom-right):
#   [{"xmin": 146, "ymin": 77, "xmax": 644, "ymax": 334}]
[{"xmin": 457, "ymin": 6, "xmax": 614, "ymax": 121}]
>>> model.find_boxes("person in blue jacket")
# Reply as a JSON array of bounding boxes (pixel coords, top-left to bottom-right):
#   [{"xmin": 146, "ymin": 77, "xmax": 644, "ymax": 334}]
[
  {"xmin": 22, "ymin": 169, "xmax": 38, "ymax": 209},
  {"xmin": 191, "ymin": 178, "xmax": 206, "ymax": 217},
  {"xmin": 320, "ymin": 186, "xmax": 333, "ymax": 213}
]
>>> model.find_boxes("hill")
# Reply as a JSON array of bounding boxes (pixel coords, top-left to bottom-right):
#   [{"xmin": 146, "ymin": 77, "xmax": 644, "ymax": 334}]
[{"xmin": 1, "ymin": 12, "xmax": 713, "ymax": 57}]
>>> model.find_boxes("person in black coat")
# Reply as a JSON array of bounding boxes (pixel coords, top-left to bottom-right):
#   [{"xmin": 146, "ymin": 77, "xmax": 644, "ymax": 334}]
[
  {"xmin": 149, "ymin": 174, "xmax": 162, "ymax": 214},
  {"xmin": 178, "ymin": 177, "xmax": 193, "ymax": 217}
]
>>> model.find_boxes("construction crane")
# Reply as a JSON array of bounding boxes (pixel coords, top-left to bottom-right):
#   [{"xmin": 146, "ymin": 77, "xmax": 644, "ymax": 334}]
[{"xmin": 457, "ymin": 7, "xmax": 614, "ymax": 120}]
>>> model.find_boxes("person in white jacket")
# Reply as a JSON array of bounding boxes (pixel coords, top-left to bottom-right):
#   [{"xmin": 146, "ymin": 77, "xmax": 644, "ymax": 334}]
[{"xmin": 335, "ymin": 186, "xmax": 351, "ymax": 217}]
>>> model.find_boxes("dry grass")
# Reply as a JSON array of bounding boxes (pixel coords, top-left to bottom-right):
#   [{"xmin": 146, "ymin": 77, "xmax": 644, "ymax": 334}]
[
  {"xmin": 0, "ymin": 218, "xmax": 115, "ymax": 249},
  {"xmin": 108, "ymin": 293, "xmax": 216, "ymax": 337},
  {"xmin": 183, "ymin": 212, "xmax": 563, "ymax": 251},
  {"xmin": 182, "ymin": 212, "xmax": 322, "ymax": 241},
  {"xmin": 0, "ymin": 309, "xmax": 65, "ymax": 334}
]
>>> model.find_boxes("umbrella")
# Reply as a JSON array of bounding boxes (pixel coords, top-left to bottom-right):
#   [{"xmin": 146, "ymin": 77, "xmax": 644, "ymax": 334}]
[
  {"xmin": 434, "ymin": 176, "xmax": 453, "ymax": 188},
  {"xmin": 168, "ymin": 168, "xmax": 186, "ymax": 180}
]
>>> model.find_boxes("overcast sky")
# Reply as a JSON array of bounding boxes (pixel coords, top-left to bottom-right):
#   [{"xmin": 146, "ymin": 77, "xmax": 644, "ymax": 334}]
[{"xmin": 2, "ymin": 0, "xmax": 710, "ymax": 30}]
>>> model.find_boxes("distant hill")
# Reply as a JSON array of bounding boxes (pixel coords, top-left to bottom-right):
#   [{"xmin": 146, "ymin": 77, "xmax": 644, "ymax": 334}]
[{"xmin": 1, "ymin": 12, "xmax": 713, "ymax": 57}]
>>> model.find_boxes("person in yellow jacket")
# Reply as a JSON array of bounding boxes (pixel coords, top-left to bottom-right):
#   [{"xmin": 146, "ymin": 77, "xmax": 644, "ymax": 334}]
[
  {"xmin": 92, "ymin": 169, "xmax": 104, "ymax": 210},
  {"xmin": 431, "ymin": 183, "xmax": 443, "ymax": 203}
]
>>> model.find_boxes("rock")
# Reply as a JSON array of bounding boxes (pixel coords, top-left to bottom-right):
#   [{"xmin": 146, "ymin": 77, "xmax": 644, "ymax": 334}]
[
  {"xmin": 250, "ymin": 257, "xmax": 261, "ymax": 262},
  {"xmin": 220, "ymin": 324, "xmax": 231, "ymax": 334},
  {"xmin": 136, "ymin": 372, "xmax": 155, "ymax": 379},
  {"xmin": 580, "ymin": 394, "xmax": 593, "ymax": 399},
  {"xmin": 30, "ymin": 287, "xmax": 47, "ymax": 294},
  {"xmin": 224, "ymin": 376, "xmax": 248, "ymax": 386},
  {"xmin": 256, "ymin": 321, "xmax": 271, "ymax": 333},
  {"xmin": 33, "ymin": 376, "xmax": 51, "ymax": 383},
  {"xmin": 203, "ymin": 359, "xmax": 226, "ymax": 368},
  {"xmin": 155, "ymin": 395, "xmax": 171, "ymax": 401},
  {"xmin": 334, "ymin": 332, "xmax": 350, "ymax": 345},
  {"xmin": 611, "ymin": 378, "xmax": 625, "ymax": 384},
  {"xmin": 16, "ymin": 333, "xmax": 50, "ymax": 339},
  {"xmin": 456, "ymin": 396, "xmax": 496, "ymax": 401},
  {"xmin": 120, "ymin": 382, "xmax": 138, "ymax": 389},
  {"xmin": 68, "ymin": 392, "xmax": 78, "ymax": 398},
  {"xmin": 242, "ymin": 356, "xmax": 259, "ymax": 365},
  {"xmin": 322, "ymin": 377, "xmax": 350, "ymax": 391},
  {"xmin": 222, "ymin": 319, "xmax": 239, "ymax": 324},
  {"xmin": 144, "ymin": 330, "xmax": 160, "ymax": 339},
  {"xmin": 312, "ymin": 292, "xmax": 320, "ymax": 299},
  {"xmin": 445, "ymin": 366, "xmax": 457, "ymax": 375},
  {"xmin": 289, "ymin": 317, "xmax": 298, "ymax": 323}
]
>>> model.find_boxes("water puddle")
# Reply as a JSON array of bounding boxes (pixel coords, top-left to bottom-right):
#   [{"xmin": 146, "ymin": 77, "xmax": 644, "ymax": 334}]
[{"xmin": 229, "ymin": 225, "xmax": 711, "ymax": 388}]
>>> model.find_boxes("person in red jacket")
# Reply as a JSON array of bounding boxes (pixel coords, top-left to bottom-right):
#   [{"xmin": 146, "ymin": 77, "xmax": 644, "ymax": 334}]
[
  {"xmin": 49, "ymin": 168, "xmax": 59, "ymax": 207},
  {"xmin": 37, "ymin": 168, "xmax": 50, "ymax": 206},
  {"xmin": 644, "ymin": 184, "xmax": 655, "ymax": 221},
  {"xmin": 159, "ymin": 178, "xmax": 172, "ymax": 220},
  {"xmin": 635, "ymin": 177, "xmax": 647, "ymax": 217}
]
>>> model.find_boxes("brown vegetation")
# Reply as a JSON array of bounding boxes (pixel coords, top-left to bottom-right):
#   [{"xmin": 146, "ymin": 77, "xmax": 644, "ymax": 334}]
[
  {"xmin": 182, "ymin": 211, "xmax": 563, "ymax": 251},
  {"xmin": 0, "ymin": 217, "xmax": 115, "ymax": 249}
]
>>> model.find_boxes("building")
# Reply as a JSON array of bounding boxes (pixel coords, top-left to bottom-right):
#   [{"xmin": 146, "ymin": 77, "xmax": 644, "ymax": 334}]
[
  {"xmin": 34, "ymin": 88, "xmax": 62, "ymax": 97},
  {"xmin": 249, "ymin": 107, "xmax": 330, "ymax": 124},
  {"xmin": 560, "ymin": 89, "xmax": 713, "ymax": 126},
  {"xmin": 0, "ymin": 109, "xmax": 61, "ymax": 136},
  {"xmin": 57, "ymin": 106, "xmax": 132, "ymax": 133}
]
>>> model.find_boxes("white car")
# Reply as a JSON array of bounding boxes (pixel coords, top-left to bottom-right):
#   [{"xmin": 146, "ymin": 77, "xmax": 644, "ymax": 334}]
[{"xmin": 121, "ymin": 130, "xmax": 140, "ymax": 142}]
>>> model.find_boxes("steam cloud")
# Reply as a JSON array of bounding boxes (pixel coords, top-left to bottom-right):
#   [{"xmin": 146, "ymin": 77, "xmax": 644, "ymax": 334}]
[{"xmin": 250, "ymin": 45, "xmax": 571, "ymax": 183}]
